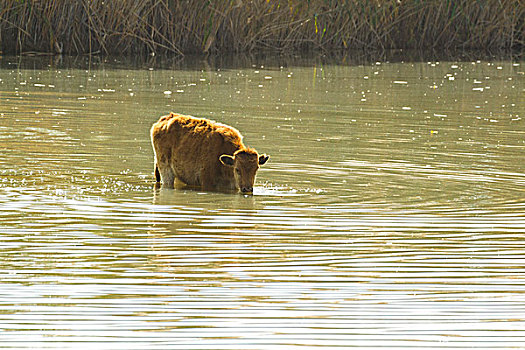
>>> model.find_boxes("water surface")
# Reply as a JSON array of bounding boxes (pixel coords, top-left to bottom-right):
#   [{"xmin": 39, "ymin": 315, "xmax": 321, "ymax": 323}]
[{"xmin": 1, "ymin": 54, "xmax": 524, "ymax": 349}]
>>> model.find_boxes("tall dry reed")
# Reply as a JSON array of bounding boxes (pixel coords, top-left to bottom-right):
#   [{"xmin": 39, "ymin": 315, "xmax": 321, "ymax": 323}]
[{"xmin": 0, "ymin": 0, "xmax": 522, "ymax": 55}]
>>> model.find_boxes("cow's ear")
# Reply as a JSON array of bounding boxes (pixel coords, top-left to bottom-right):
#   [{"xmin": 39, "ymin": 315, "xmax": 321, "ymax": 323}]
[
  {"xmin": 220, "ymin": 154, "xmax": 235, "ymax": 166},
  {"xmin": 259, "ymin": 154, "xmax": 269, "ymax": 165}
]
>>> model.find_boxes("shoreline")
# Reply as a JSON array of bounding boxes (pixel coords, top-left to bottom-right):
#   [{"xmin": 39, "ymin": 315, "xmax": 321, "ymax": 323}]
[{"xmin": 1, "ymin": 0, "xmax": 522, "ymax": 56}]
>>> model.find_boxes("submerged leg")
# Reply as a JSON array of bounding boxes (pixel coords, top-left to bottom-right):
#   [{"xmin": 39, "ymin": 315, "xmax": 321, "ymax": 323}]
[{"xmin": 157, "ymin": 164, "xmax": 176, "ymax": 188}]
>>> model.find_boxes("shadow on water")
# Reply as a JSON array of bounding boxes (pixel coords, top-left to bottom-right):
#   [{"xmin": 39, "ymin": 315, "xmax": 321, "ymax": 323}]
[{"xmin": 2, "ymin": 48, "xmax": 522, "ymax": 71}]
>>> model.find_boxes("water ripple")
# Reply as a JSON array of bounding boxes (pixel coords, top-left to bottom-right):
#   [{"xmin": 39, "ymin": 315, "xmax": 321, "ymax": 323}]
[{"xmin": 1, "ymin": 56, "xmax": 524, "ymax": 349}]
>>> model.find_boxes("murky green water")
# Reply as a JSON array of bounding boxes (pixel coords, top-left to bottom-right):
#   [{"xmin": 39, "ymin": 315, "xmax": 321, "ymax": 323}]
[{"xmin": 1, "ymin": 53, "xmax": 524, "ymax": 349}]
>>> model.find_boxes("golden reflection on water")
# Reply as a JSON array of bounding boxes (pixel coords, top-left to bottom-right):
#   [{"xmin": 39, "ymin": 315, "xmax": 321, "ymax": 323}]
[{"xmin": 0, "ymin": 54, "xmax": 524, "ymax": 349}]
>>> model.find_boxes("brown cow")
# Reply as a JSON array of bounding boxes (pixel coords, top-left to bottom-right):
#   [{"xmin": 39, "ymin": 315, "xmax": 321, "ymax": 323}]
[{"xmin": 150, "ymin": 113, "xmax": 269, "ymax": 193}]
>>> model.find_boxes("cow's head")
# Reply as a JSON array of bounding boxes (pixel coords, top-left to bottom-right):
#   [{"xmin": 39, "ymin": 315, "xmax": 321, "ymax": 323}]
[{"xmin": 219, "ymin": 149, "xmax": 269, "ymax": 193}]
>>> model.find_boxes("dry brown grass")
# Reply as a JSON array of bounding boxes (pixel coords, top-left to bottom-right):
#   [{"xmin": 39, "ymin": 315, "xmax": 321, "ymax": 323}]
[{"xmin": 0, "ymin": 0, "xmax": 522, "ymax": 55}]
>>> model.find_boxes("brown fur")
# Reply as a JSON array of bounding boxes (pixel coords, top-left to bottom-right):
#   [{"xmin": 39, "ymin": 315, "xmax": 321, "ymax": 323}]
[{"xmin": 150, "ymin": 113, "xmax": 269, "ymax": 193}]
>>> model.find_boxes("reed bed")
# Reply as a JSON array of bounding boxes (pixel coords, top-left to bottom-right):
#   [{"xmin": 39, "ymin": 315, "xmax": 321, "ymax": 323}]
[{"xmin": 0, "ymin": 0, "xmax": 522, "ymax": 55}]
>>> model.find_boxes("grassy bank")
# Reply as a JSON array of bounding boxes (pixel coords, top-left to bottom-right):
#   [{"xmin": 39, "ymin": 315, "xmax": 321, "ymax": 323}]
[{"xmin": 0, "ymin": 0, "xmax": 522, "ymax": 55}]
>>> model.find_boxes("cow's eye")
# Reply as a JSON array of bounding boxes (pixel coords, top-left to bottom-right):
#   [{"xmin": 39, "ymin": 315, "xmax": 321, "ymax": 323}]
[{"xmin": 235, "ymin": 169, "xmax": 241, "ymax": 174}]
